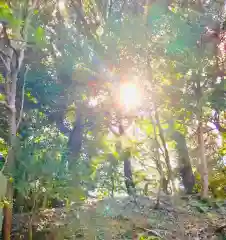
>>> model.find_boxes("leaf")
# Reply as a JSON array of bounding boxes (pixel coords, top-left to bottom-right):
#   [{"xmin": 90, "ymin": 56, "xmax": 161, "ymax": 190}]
[
  {"xmin": 26, "ymin": 92, "xmax": 38, "ymax": 103},
  {"xmin": 0, "ymin": 73, "xmax": 4, "ymax": 83},
  {"xmin": 82, "ymin": 94, "xmax": 87, "ymax": 100},
  {"xmin": 138, "ymin": 119, "xmax": 154, "ymax": 136},
  {"xmin": 33, "ymin": 9, "xmax": 39, "ymax": 15},
  {"xmin": 0, "ymin": 93, "xmax": 5, "ymax": 101},
  {"xmin": 190, "ymin": 200, "xmax": 209, "ymax": 213},
  {"xmin": 35, "ymin": 26, "xmax": 45, "ymax": 45}
]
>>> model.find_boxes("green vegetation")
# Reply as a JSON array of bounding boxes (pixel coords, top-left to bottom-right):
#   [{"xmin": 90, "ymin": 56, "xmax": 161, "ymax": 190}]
[{"xmin": 0, "ymin": 0, "xmax": 225, "ymax": 239}]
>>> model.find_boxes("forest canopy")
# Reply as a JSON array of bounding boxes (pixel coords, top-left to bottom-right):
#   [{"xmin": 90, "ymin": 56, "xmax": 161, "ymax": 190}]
[{"xmin": 0, "ymin": 0, "xmax": 225, "ymax": 239}]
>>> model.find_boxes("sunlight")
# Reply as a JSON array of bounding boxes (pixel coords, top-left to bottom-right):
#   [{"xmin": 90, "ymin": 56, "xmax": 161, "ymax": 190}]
[
  {"xmin": 89, "ymin": 97, "xmax": 98, "ymax": 107},
  {"xmin": 119, "ymin": 82, "xmax": 141, "ymax": 110},
  {"xmin": 58, "ymin": 0, "xmax": 65, "ymax": 10}
]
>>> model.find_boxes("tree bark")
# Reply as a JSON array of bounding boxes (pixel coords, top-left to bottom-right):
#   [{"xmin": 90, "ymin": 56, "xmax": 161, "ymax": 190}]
[
  {"xmin": 154, "ymin": 108, "xmax": 176, "ymax": 194},
  {"xmin": 198, "ymin": 117, "xmax": 208, "ymax": 199},
  {"xmin": 123, "ymin": 151, "xmax": 136, "ymax": 195},
  {"xmin": 152, "ymin": 117, "xmax": 165, "ymax": 207},
  {"xmin": 67, "ymin": 106, "xmax": 83, "ymax": 162},
  {"xmin": 172, "ymin": 131, "xmax": 195, "ymax": 194},
  {"xmin": 195, "ymin": 75, "xmax": 208, "ymax": 199},
  {"xmin": 113, "ymin": 127, "xmax": 136, "ymax": 196},
  {"xmin": 0, "ymin": 24, "xmax": 26, "ymax": 240},
  {"xmin": 3, "ymin": 71, "xmax": 20, "ymax": 240}
]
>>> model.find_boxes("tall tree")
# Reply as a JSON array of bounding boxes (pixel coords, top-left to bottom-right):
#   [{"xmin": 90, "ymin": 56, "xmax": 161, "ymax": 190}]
[{"xmin": 0, "ymin": 1, "xmax": 43, "ymax": 238}]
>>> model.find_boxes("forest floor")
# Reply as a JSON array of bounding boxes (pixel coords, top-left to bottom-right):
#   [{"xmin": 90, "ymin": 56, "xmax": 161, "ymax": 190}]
[{"xmin": 12, "ymin": 195, "xmax": 226, "ymax": 240}]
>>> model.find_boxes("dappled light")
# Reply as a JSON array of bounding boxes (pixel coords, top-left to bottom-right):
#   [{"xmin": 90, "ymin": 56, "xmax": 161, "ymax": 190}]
[{"xmin": 0, "ymin": 0, "xmax": 225, "ymax": 239}]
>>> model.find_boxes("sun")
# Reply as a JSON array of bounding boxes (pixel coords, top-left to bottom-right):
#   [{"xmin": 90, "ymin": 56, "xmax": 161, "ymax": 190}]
[
  {"xmin": 58, "ymin": 0, "xmax": 65, "ymax": 10},
  {"xmin": 119, "ymin": 82, "xmax": 141, "ymax": 110}
]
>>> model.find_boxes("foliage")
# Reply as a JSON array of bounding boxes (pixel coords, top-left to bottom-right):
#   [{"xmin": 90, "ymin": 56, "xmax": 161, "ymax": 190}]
[
  {"xmin": 209, "ymin": 166, "xmax": 226, "ymax": 199},
  {"xmin": 13, "ymin": 112, "xmax": 85, "ymax": 211},
  {"xmin": 0, "ymin": 0, "xmax": 225, "ymax": 238}
]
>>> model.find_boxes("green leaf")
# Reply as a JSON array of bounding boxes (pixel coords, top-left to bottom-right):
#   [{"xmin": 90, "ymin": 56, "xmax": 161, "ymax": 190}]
[
  {"xmin": 82, "ymin": 94, "xmax": 87, "ymax": 100},
  {"xmin": 35, "ymin": 26, "xmax": 45, "ymax": 44},
  {"xmin": 138, "ymin": 119, "xmax": 154, "ymax": 136},
  {"xmin": 33, "ymin": 9, "xmax": 39, "ymax": 15},
  {"xmin": 26, "ymin": 92, "xmax": 38, "ymax": 104},
  {"xmin": 0, "ymin": 93, "xmax": 5, "ymax": 101},
  {"xmin": 0, "ymin": 73, "xmax": 4, "ymax": 83}
]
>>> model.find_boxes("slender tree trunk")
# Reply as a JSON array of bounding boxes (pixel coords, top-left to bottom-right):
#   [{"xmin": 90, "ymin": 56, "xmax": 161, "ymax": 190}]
[
  {"xmin": 111, "ymin": 124, "xmax": 136, "ymax": 196},
  {"xmin": 195, "ymin": 75, "xmax": 208, "ymax": 199},
  {"xmin": 68, "ymin": 106, "xmax": 83, "ymax": 162},
  {"xmin": 2, "ymin": 186, "xmax": 13, "ymax": 240},
  {"xmin": 153, "ymin": 139, "xmax": 164, "ymax": 207},
  {"xmin": 2, "ymin": 70, "xmax": 19, "ymax": 240},
  {"xmin": 198, "ymin": 115, "xmax": 208, "ymax": 199},
  {"xmin": 0, "ymin": 2, "xmax": 38, "ymax": 238},
  {"xmin": 110, "ymin": 174, "xmax": 115, "ymax": 197},
  {"xmin": 154, "ymin": 108, "xmax": 176, "ymax": 194},
  {"xmin": 1, "ymin": 30, "xmax": 25, "ymax": 240},
  {"xmin": 151, "ymin": 115, "xmax": 165, "ymax": 207},
  {"xmin": 123, "ymin": 152, "xmax": 136, "ymax": 195}
]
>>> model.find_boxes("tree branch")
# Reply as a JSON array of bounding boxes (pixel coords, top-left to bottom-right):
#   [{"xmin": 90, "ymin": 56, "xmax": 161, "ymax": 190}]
[
  {"xmin": 0, "ymin": 50, "xmax": 10, "ymax": 71},
  {"xmin": 16, "ymin": 65, "xmax": 29, "ymax": 131}
]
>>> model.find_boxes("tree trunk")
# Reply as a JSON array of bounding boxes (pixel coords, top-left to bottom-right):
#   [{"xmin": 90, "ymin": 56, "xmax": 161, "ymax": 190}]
[
  {"xmin": 110, "ymin": 174, "xmax": 115, "ymax": 197},
  {"xmin": 151, "ymin": 115, "xmax": 166, "ymax": 206},
  {"xmin": 2, "ymin": 70, "xmax": 19, "ymax": 240},
  {"xmin": 0, "ymin": 33, "xmax": 25, "ymax": 240},
  {"xmin": 0, "ymin": 2, "xmax": 38, "ymax": 238},
  {"xmin": 2, "ymin": 199, "xmax": 12, "ymax": 240},
  {"xmin": 195, "ymin": 75, "xmax": 208, "ymax": 199},
  {"xmin": 172, "ymin": 131, "xmax": 195, "ymax": 194},
  {"xmin": 111, "ymin": 125, "xmax": 136, "ymax": 196},
  {"xmin": 123, "ymin": 152, "xmax": 136, "ymax": 195},
  {"xmin": 154, "ymin": 108, "xmax": 176, "ymax": 194},
  {"xmin": 198, "ymin": 118, "xmax": 208, "ymax": 199},
  {"xmin": 68, "ymin": 106, "xmax": 83, "ymax": 162}
]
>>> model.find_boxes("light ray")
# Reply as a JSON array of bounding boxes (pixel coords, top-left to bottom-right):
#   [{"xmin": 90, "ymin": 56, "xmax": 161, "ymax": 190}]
[{"xmin": 119, "ymin": 82, "xmax": 141, "ymax": 110}]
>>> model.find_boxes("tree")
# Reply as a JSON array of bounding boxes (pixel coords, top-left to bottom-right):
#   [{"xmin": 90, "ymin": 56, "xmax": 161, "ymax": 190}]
[
  {"xmin": 0, "ymin": 1, "xmax": 44, "ymax": 238},
  {"xmin": 0, "ymin": 1, "xmax": 225, "ymax": 238}
]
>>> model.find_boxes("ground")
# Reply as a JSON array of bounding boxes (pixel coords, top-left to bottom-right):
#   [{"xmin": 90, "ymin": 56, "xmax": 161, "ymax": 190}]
[{"xmin": 12, "ymin": 195, "xmax": 226, "ymax": 240}]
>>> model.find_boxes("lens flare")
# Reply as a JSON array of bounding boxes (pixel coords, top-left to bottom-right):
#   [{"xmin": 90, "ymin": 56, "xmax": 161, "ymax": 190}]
[{"xmin": 119, "ymin": 82, "xmax": 141, "ymax": 110}]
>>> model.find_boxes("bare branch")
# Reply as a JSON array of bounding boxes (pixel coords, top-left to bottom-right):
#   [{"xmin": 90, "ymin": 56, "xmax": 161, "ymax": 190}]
[
  {"xmin": 0, "ymin": 50, "xmax": 10, "ymax": 71},
  {"xmin": 8, "ymin": 38, "xmax": 36, "ymax": 45},
  {"xmin": 16, "ymin": 65, "xmax": 29, "ymax": 131}
]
